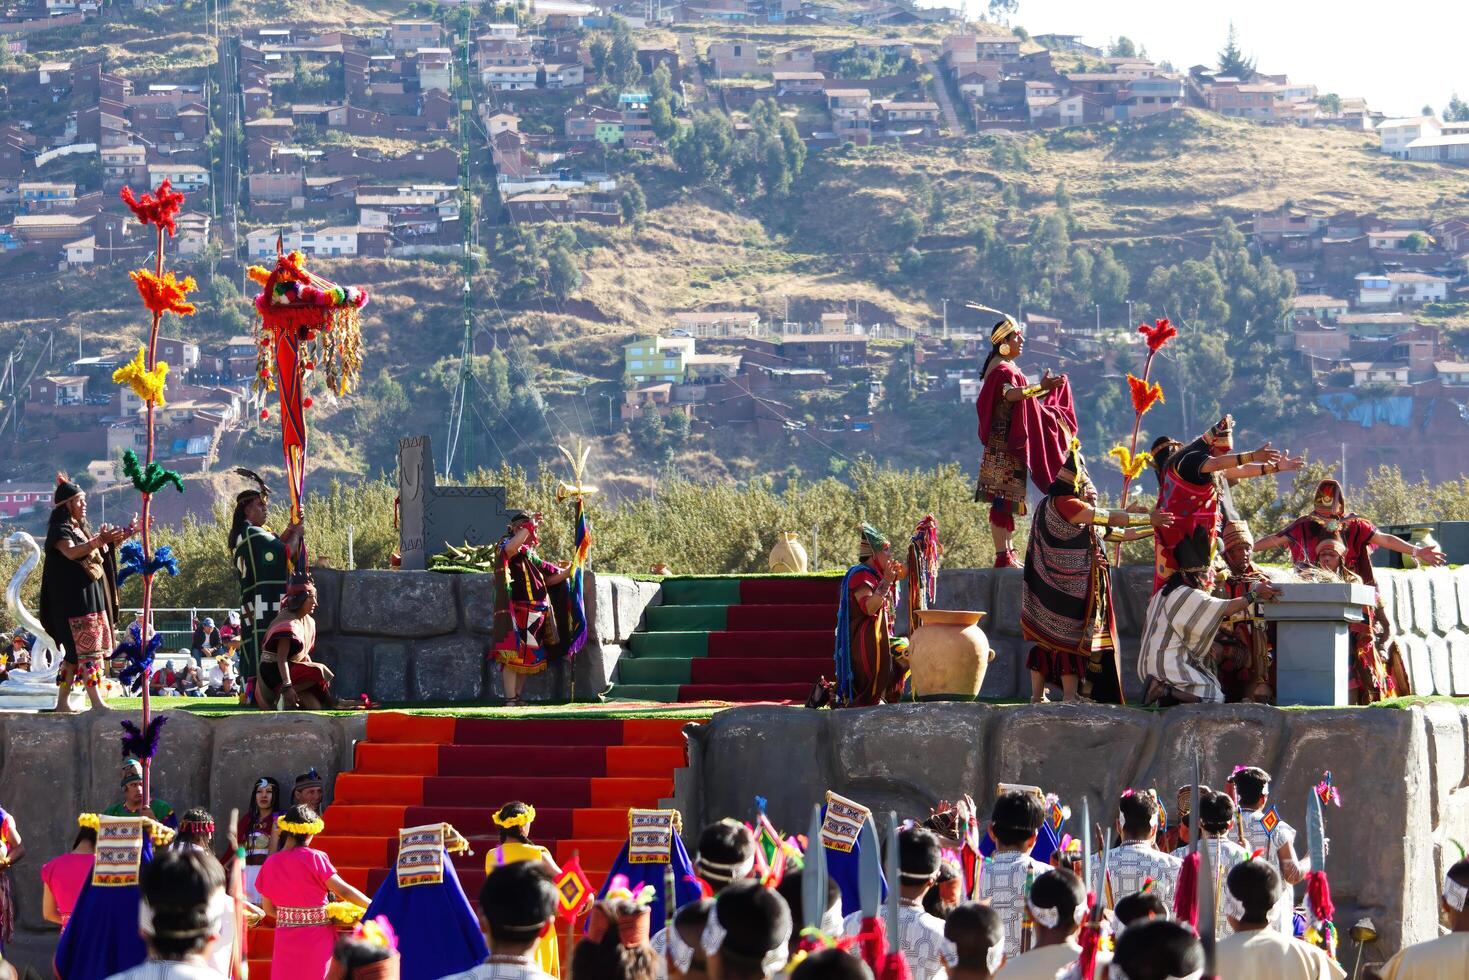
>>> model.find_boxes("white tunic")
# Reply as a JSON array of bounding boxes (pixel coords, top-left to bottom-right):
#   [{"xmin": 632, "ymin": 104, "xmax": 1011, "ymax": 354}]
[{"xmin": 1137, "ymin": 584, "xmax": 1233, "ymax": 702}]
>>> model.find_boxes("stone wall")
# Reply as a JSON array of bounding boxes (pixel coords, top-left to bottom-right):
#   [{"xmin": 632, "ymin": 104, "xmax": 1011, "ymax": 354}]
[
  {"xmin": 0, "ymin": 710, "xmax": 367, "ymax": 972},
  {"xmin": 306, "ymin": 569, "xmax": 659, "ymax": 703},
  {"xmin": 917, "ymin": 565, "xmax": 1469, "ymax": 701},
  {"xmin": 678, "ymin": 700, "xmax": 1469, "ymax": 961}
]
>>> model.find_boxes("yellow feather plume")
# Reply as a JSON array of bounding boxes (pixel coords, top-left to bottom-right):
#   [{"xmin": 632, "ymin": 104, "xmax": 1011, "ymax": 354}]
[
  {"xmin": 112, "ymin": 347, "xmax": 169, "ymax": 406},
  {"xmin": 1108, "ymin": 446, "xmax": 1153, "ymax": 480}
]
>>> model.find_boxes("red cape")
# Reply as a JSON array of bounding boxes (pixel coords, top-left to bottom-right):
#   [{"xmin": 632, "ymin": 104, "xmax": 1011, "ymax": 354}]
[{"xmin": 975, "ymin": 361, "xmax": 1078, "ymax": 492}]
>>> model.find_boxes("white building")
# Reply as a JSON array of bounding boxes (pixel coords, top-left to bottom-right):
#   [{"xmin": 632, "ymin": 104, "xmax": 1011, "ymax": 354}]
[
  {"xmin": 245, "ymin": 224, "xmax": 359, "ymax": 258},
  {"xmin": 1355, "ymin": 271, "xmax": 1450, "ymax": 306},
  {"xmin": 1377, "ymin": 115, "xmax": 1441, "ymax": 158},
  {"xmin": 1404, "ymin": 133, "xmax": 1469, "ymax": 163},
  {"xmin": 146, "ymin": 163, "xmax": 210, "ymax": 191}
]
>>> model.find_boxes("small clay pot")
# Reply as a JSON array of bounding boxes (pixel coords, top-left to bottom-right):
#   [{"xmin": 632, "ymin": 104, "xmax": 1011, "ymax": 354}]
[{"xmin": 907, "ymin": 609, "xmax": 993, "ymax": 701}]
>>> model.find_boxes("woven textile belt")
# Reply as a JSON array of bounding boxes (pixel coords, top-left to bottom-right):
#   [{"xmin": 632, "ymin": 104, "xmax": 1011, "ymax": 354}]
[{"xmin": 275, "ymin": 905, "xmax": 329, "ymax": 928}]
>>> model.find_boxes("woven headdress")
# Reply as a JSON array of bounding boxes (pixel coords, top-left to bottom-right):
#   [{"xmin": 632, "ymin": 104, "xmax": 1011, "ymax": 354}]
[{"xmin": 857, "ymin": 523, "xmax": 890, "ymax": 559}]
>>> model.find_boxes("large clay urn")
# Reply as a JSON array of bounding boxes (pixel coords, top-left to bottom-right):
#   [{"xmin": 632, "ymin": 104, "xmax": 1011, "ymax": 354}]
[
  {"xmin": 768, "ymin": 532, "xmax": 809, "ymax": 574},
  {"xmin": 906, "ymin": 609, "xmax": 993, "ymax": 701}
]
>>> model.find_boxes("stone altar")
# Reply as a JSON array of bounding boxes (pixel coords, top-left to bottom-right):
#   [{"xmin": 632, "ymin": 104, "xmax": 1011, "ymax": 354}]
[
  {"xmin": 1262, "ymin": 581, "xmax": 1378, "ymax": 706},
  {"xmin": 396, "ymin": 434, "xmax": 515, "ymax": 571}
]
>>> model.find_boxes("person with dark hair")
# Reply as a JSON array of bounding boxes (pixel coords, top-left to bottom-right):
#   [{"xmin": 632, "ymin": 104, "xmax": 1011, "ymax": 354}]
[
  {"xmin": 41, "ymin": 824, "xmax": 95, "ymax": 929},
  {"xmin": 666, "ymin": 899, "xmax": 713, "ymax": 980},
  {"xmin": 1216, "ymin": 861, "xmax": 1343, "ymax": 979},
  {"xmin": 1021, "ymin": 444, "xmax": 1165, "ymax": 703},
  {"xmin": 941, "ymin": 902, "xmax": 1004, "ymax": 979},
  {"xmin": 570, "ymin": 894, "xmax": 659, "ymax": 980},
  {"xmin": 105, "ymin": 758, "xmax": 177, "ymax": 826},
  {"xmin": 922, "ymin": 859, "xmax": 963, "ymax": 920},
  {"xmin": 440, "ymin": 860, "xmax": 559, "ymax": 979},
  {"xmin": 255, "ymin": 576, "xmax": 361, "ymax": 710},
  {"xmin": 236, "ymin": 776, "xmax": 283, "ymax": 903},
  {"xmin": 1378, "ymin": 857, "xmax": 1469, "ymax": 978},
  {"xmin": 1169, "ymin": 790, "xmax": 1248, "ymax": 939},
  {"xmin": 485, "ymin": 803, "xmax": 562, "ymax": 977},
  {"xmin": 789, "ymin": 948, "xmax": 873, "ymax": 980},
  {"xmin": 0, "ymin": 803, "xmax": 22, "ymax": 955},
  {"xmin": 1001, "ymin": 868, "xmax": 1095, "ymax": 979},
  {"xmin": 1227, "ymin": 766, "xmax": 1309, "ymax": 936},
  {"xmin": 1110, "ymin": 919, "xmax": 1203, "ymax": 980},
  {"xmin": 490, "ymin": 512, "xmax": 572, "ymax": 707},
  {"xmin": 256, "ymin": 805, "xmax": 371, "ymax": 980},
  {"xmin": 1097, "ymin": 791, "xmax": 1182, "ymax": 911},
  {"xmin": 833, "ymin": 523, "xmax": 908, "ymax": 707},
  {"xmin": 230, "ymin": 468, "xmax": 302, "ymax": 700},
  {"xmin": 840, "ymin": 826, "xmax": 950, "ymax": 980},
  {"xmin": 702, "ymin": 880, "xmax": 792, "ymax": 980},
  {"xmin": 171, "ymin": 809, "xmax": 244, "ymax": 979},
  {"xmin": 38, "ymin": 473, "xmax": 137, "ymax": 712},
  {"xmin": 1112, "ymin": 890, "xmax": 1168, "ymax": 937},
  {"xmin": 774, "ymin": 871, "xmax": 840, "ymax": 956},
  {"xmin": 652, "ymin": 821, "xmax": 756, "ymax": 968},
  {"xmin": 328, "ymin": 920, "xmax": 401, "ymax": 979},
  {"xmin": 1149, "ymin": 415, "xmax": 1300, "ymax": 593},
  {"xmin": 107, "ymin": 845, "xmax": 227, "ymax": 978},
  {"xmin": 975, "ymin": 791, "xmax": 1050, "ymax": 959},
  {"xmin": 973, "ymin": 314, "xmax": 1076, "ymax": 568},
  {"xmin": 1138, "ymin": 527, "xmax": 1281, "ymax": 705},
  {"xmin": 190, "ymin": 617, "xmax": 221, "ymax": 668}
]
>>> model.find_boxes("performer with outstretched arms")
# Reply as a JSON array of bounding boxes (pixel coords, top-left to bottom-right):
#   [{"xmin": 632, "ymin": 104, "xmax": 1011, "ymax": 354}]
[
  {"xmin": 1255, "ymin": 478, "xmax": 1444, "ymax": 584},
  {"xmin": 1149, "ymin": 416, "xmax": 1303, "ymax": 593},
  {"xmin": 974, "ymin": 312, "xmax": 1077, "ymax": 568}
]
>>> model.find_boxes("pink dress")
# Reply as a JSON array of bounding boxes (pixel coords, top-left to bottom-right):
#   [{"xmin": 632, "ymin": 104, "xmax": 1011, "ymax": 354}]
[
  {"xmin": 41, "ymin": 851, "xmax": 94, "ymax": 928},
  {"xmin": 256, "ymin": 846, "xmax": 339, "ymax": 980}
]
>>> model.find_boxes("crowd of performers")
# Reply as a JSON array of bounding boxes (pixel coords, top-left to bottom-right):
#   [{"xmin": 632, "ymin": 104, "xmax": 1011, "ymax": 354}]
[
  {"xmin": 7, "ymin": 753, "xmax": 1465, "ymax": 979},
  {"xmin": 967, "ymin": 313, "xmax": 1446, "ymax": 708}
]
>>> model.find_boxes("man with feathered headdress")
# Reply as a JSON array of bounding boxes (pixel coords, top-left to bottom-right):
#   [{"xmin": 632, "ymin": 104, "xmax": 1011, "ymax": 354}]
[
  {"xmin": 229, "ymin": 467, "xmax": 302, "ymax": 701},
  {"xmin": 833, "ymin": 523, "xmax": 908, "ymax": 707}
]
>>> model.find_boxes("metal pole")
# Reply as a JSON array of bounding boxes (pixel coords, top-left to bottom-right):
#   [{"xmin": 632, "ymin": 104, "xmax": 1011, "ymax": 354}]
[
  {"xmin": 811, "ymin": 523, "xmax": 819, "ymax": 571},
  {"xmin": 347, "ymin": 524, "xmax": 355, "ymax": 570}
]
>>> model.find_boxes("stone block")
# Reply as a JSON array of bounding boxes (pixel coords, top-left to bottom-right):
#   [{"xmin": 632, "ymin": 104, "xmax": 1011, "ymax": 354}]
[
  {"xmin": 1426, "ymin": 634, "xmax": 1453, "ymax": 698},
  {"xmin": 698, "ymin": 707, "xmax": 828, "ymax": 834},
  {"xmin": 1403, "ymin": 635, "xmax": 1435, "ymax": 696},
  {"xmin": 1419, "ymin": 703, "xmax": 1467, "ymax": 826},
  {"xmin": 1116, "ymin": 640, "xmax": 1146, "ymax": 705},
  {"xmin": 990, "ymin": 705, "xmax": 1154, "ymax": 824},
  {"xmin": 311, "ymin": 567, "xmax": 343, "ymax": 634},
  {"xmin": 0, "ymin": 716, "xmax": 82, "ymax": 931},
  {"xmin": 1429, "ymin": 570, "xmax": 1460, "ymax": 637},
  {"xmin": 612, "ymin": 577, "xmax": 661, "ymax": 641},
  {"xmin": 980, "ymin": 637, "xmax": 1024, "ymax": 700},
  {"xmin": 990, "ymin": 567, "xmax": 1024, "ymax": 637},
  {"xmin": 1135, "ymin": 704, "xmax": 1287, "ymax": 799},
  {"xmin": 458, "ymin": 573, "xmax": 496, "ymax": 634},
  {"xmin": 208, "ymin": 714, "xmax": 348, "ymax": 814},
  {"xmin": 1111, "ymin": 565, "xmax": 1155, "ymax": 639},
  {"xmin": 522, "ymin": 659, "xmax": 571, "ymax": 703},
  {"xmin": 831, "ymin": 702, "xmax": 991, "ymax": 801},
  {"xmin": 574, "ymin": 639, "xmax": 621, "ymax": 700},
  {"xmin": 1456, "ymin": 568, "xmax": 1469, "ymax": 630},
  {"xmin": 1373, "ymin": 573, "xmax": 1395, "ymax": 631},
  {"xmin": 592, "ymin": 572, "xmax": 617, "ymax": 644},
  {"xmin": 409, "ymin": 635, "xmax": 486, "ymax": 701},
  {"xmin": 339, "ymin": 570, "xmax": 458, "ymax": 638},
  {"xmin": 1448, "ymin": 632, "xmax": 1469, "ymax": 697},
  {"xmin": 370, "ymin": 642, "xmax": 410, "ymax": 702},
  {"xmin": 316, "ymin": 636, "xmax": 371, "ymax": 700},
  {"xmin": 1392, "ymin": 570, "xmax": 1415, "ymax": 634},
  {"xmin": 1409, "ymin": 574, "xmax": 1434, "ymax": 636},
  {"xmin": 84, "ymin": 709, "xmax": 212, "ymax": 821},
  {"xmin": 935, "ymin": 569, "xmax": 995, "ymax": 618}
]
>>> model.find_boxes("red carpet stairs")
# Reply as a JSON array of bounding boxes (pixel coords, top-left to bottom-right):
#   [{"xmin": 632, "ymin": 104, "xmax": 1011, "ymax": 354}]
[
  {"xmin": 608, "ymin": 576, "xmax": 840, "ymax": 703},
  {"xmin": 246, "ymin": 712, "xmax": 697, "ymax": 978}
]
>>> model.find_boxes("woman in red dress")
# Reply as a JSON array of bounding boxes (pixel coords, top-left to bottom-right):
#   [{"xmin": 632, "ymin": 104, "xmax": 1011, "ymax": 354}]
[{"xmin": 974, "ymin": 316, "xmax": 1077, "ymax": 568}]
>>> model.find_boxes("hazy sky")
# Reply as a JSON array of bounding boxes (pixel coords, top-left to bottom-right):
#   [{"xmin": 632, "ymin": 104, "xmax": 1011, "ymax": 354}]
[{"xmin": 925, "ymin": 1, "xmax": 1466, "ymax": 118}]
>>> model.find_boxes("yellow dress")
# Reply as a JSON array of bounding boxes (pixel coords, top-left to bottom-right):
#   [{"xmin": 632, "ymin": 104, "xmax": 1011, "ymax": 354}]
[{"xmin": 486, "ymin": 841, "xmax": 560, "ymax": 977}]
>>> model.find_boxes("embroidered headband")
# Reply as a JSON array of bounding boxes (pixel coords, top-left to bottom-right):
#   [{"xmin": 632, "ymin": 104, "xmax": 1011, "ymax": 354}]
[
  {"xmin": 697, "ymin": 853, "xmax": 755, "ymax": 883},
  {"xmin": 1445, "ymin": 874, "xmax": 1468, "ymax": 913},
  {"xmin": 668, "ymin": 919, "xmax": 698, "ymax": 974},
  {"xmin": 1026, "ymin": 897, "xmax": 1084, "ymax": 929},
  {"xmin": 701, "ymin": 900, "xmax": 791, "ymax": 975},
  {"xmin": 139, "ymin": 900, "xmax": 213, "ymax": 941},
  {"xmin": 1221, "ymin": 887, "xmax": 1246, "ymax": 922}
]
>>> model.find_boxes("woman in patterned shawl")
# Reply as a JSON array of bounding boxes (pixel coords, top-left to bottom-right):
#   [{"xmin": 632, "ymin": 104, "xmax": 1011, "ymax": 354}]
[{"xmin": 1021, "ymin": 445, "xmax": 1170, "ymax": 703}]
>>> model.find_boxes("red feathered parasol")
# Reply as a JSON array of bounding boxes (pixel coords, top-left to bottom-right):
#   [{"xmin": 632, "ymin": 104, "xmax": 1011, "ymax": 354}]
[{"xmin": 247, "ymin": 242, "xmax": 369, "ymax": 545}]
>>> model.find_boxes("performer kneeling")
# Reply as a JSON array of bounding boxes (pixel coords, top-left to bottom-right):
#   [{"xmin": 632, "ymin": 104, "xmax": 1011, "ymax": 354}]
[
  {"xmin": 256, "ymin": 575, "xmax": 358, "ymax": 710},
  {"xmin": 1138, "ymin": 528, "xmax": 1279, "ymax": 705},
  {"xmin": 1021, "ymin": 444, "xmax": 1170, "ymax": 703}
]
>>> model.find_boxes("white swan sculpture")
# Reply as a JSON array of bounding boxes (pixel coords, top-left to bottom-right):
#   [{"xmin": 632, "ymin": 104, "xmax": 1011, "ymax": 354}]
[{"xmin": 4, "ymin": 530, "xmax": 63, "ymax": 689}]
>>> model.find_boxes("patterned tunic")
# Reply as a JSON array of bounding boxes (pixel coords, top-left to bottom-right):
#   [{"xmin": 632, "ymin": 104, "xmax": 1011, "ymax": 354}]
[
  {"xmin": 1241, "ymin": 808, "xmax": 1299, "ymax": 935},
  {"xmin": 1171, "ymin": 837, "xmax": 1250, "ymax": 939},
  {"xmin": 1095, "ymin": 841, "xmax": 1183, "ymax": 910},
  {"xmin": 975, "ymin": 850, "xmax": 1052, "ymax": 959},
  {"xmin": 843, "ymin": 901, "xmax": 953, "ymax": 980},
  {"xmin": 440, "ymin": 955, "xmax": 556, "ymax": 980},
  {"xmin": 234, "ymin": 524, "xmax": 290, "ymax": 682},
  {"xmin": 1137, "ymin": 585, "xmax": 1234, "ymax": 703}
]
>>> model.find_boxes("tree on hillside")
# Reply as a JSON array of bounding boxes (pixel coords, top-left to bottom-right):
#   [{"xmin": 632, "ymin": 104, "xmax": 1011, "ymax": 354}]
[
  {"xmin": 590, "ymin": 36, "xmax": 609, "ymax": 80},
  {"xmin": 1108, "ymin": 36, "xmax": 1137, "ymax": 58},
  {"xmin": 607, "ymin": 17, "xmax": 642, "ymax": 89},
  {"xmin": 1020, "ymin": 211, "xmax": 1071, "ymax": 308},
  {"xmin": 620, "ymin": 177, "xmax": 647, "ymax": 223},
  {"xmin": 1317, "ymin": 92, "xmax": 1342, "ymax": 115},
  {"xmin": 546, "ymin": 246, "xmax": 581, "ymax": 300},
  {"xmin": 987, "ymin": 0, "xmax": 1018, "ymax": 21},
  {"xmin": 1217, "ymin": 22, "xmax": 1256, "ymax": 79},
  {"xmin": 1092, "ymin": 247, "xmax": 1130, "ymax": 311},
  {"xmin": 672, "ymin": 110, "xmax": 734, "ymax": 184},
  {"xmin": 634, "ymin": 400, "xmax": 665, "ymax": 451},
  {"xmin": 1444, "ymin": 92, "xmax": 1469, "ymax": 122}
]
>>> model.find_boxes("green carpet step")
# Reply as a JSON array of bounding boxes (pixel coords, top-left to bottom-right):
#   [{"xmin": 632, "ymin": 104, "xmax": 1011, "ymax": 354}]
[
  {"xmin": 627, "ymin": 631, "xmax": 710, "ymax": 658},
  {"xmin": 615, "ymin": 658, "xmax": 693, "ymax": 686},
  {"xmin": 607, "ymin": 683, "xmax": 685, "ymax": 701},
  {"xmin": 658, "ymin": 579, "xmax": 743, "ymax": 605},
  {"xmin": 645, "ymin": 604, "xmax": 728, "ymax": 632}
]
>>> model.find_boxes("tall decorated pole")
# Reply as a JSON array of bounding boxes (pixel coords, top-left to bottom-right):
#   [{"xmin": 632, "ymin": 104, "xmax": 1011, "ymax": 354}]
[
  {"xmin": 1107, "ymin": 317, "xmax": 1178, "ymax": 563},
  {"xmin": 554, "ymin": 442, "xmax": 596, "ymax": 701},
  {"xmin": 247, "ymin": 244, "xmax": 369, "ymax": 563},
  {"xmin": 114, "ymin": 179, "xmax": 192, "ymax": 806}
]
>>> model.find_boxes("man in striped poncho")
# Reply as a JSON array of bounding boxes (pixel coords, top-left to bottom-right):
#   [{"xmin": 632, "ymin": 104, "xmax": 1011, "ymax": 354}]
[{"xmin": 1138, "ymin": 527, "xmax": 1280, "ymax": 705}]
